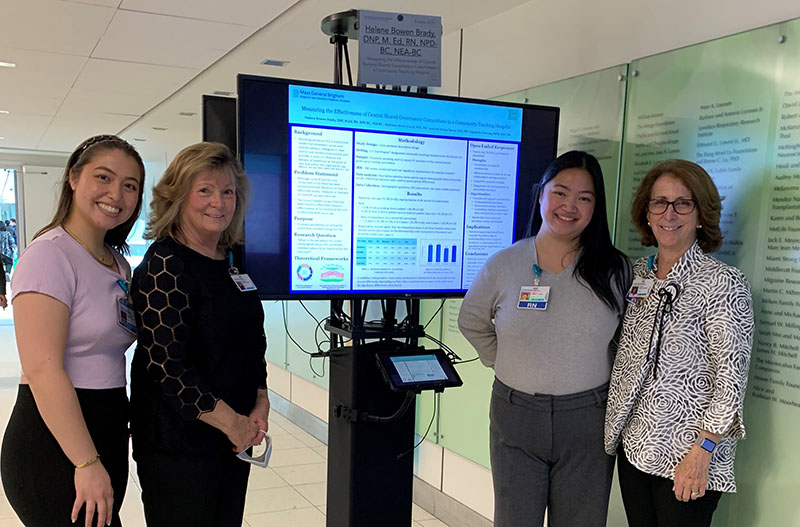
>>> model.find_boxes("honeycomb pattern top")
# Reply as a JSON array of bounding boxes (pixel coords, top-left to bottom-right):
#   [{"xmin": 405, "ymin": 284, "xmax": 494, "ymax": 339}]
[{"xmin": 129, "ymin": 237, "xmax": 266, "ymax": 453}]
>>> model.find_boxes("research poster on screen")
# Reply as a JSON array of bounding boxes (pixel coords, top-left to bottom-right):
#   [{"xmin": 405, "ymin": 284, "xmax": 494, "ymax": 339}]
[{"xmin": 287, "ymin": 84, "xmax": 522, "ymax": 293}]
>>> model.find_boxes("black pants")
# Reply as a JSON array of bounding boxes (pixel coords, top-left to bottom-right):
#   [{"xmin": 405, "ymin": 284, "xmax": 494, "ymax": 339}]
[
  {"xmin": 2, "ymin": 255, "xmax": 11, "ymax": 280},
  {"xmin": 1, "ymin": 384, "xmax": 129, "ymax": 527},
  {"xmin": 135, "ymin": 448, "xmax": 251, "ymax": 527},
  {"xmin": 617, "ymin": 446, "xmax": 722, "ymax": 527},
  {"xmin": 489, "ymin": 378, "xmax": 614, "ymax": 527}
]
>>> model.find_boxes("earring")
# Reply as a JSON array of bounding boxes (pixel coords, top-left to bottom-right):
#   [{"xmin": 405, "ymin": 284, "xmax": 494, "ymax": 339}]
[{"xmin": 697, "ymin": 225, "xmax": 702, "ymax": 229}]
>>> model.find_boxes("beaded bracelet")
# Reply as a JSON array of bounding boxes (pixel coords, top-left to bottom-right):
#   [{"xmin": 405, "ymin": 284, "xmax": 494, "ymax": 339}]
[{"xmin": 75, "ymin": 454, "xmax": 100, "ymax": 469}]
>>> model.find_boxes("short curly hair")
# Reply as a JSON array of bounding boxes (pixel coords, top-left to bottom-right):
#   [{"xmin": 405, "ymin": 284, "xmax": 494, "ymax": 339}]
[{"xmin": 630, "ymin": 159, "xmax": 723, "ymax": 253}]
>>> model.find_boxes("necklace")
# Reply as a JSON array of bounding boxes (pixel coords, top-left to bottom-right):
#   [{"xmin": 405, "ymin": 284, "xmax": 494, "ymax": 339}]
[{"xmin": 62, "ymin": 224, "xmax": 116, "ymax": 269}]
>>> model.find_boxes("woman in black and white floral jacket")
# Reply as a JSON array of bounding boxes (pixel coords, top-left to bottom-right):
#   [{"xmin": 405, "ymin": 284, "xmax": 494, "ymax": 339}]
[{"xmin": 605, "ymin": 159, "xmax": 754, "ymax": 527}]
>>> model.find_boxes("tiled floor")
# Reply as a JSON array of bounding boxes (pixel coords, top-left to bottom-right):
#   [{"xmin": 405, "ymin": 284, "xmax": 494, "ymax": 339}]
[{"xmin": 0, "ymin": 387, "xmax": 450, "ymax": 527}]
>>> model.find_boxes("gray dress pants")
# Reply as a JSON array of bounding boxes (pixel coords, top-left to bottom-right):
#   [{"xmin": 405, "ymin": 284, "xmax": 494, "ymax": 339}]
[{"xmin": 489, "ymin": 378, "xmax": 614, "ymax": 527}]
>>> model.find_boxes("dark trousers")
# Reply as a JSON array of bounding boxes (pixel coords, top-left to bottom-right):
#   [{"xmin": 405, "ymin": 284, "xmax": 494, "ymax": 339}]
[
  {"xmin": 135, "ymin": 448, "xmax": 251, "ymax": 527},
  {"xmin": 2, "ymin": 256, "xmax": 11, "ymax": 281},
  {"xmin": 1, "ymin": 384, "xmax": 129, "ymax": 527},
  {"xmin": 489, "ymin": 378, "xmax": 614, "ymax": 527},
  {"xmin": 617, "ymin": 446, "xmax": 722, "ymax": 527}
]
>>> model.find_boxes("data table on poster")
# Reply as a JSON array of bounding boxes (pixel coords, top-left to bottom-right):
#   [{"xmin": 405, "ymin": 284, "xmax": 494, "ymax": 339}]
[{"xmin": 355, "ymin": 237, "xmax": 417, "ymax": 266}]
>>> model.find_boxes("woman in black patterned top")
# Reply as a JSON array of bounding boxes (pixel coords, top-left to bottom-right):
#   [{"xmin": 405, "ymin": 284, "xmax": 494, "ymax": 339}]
[
  {"xmin": 605, "ymin": 159, "xmax": 754, "ymax": 527},
  {"xmin": 130, "ymin": 142, "xmax": 268, "ymax": 526}
]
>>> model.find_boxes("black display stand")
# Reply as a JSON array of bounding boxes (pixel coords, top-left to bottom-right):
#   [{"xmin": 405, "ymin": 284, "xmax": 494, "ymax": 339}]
[
  {"xmin": 320, "ymin": 11, "xmax": 432, "ymax": 525},
  {"xmin": 324, "ymin": 299, "xmax": 425, "ymax": 527}
]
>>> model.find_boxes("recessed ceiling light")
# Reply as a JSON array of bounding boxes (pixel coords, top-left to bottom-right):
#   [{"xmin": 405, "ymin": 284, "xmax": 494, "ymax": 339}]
[
  {"xmin": 212, "ymin": 90, "xmax": 234, "ymax": 96},
  {"xmin": 261, "ymin": 59, "xmax": 289, "ymax": 67},
  {"xmin": 0, "ymin": 110, "xmax": 9, "ymax": 114},
  {"xmin": 0, "ymin": 62, "xmax": 15, "ymax": 68},
  {"xmin": 0, "ymin": 137, "xmax": 5, "ymax": 140},
  {"xmin": 133, "ymin": 138, "xmax": 147, "ymax": 142},
  {"xmin": 151, "ymin": 126, "xmax": 168, "ymax": 131},
  {"xmin": 178, "ymin": 112, "xmax": 197, "ymax": 117}
]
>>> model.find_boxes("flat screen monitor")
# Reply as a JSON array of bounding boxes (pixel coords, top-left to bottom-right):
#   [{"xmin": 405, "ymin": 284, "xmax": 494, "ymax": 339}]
[
  {"xmin": 375, "ymin": 347, "xmax": 463, "ymax": 393},
  {"xmin": 202, "ymin": 94, "xmax": 237, "ymax": 154},
  {"xmin": 238, "ymin": 75, "xmax": 558, "ymax": 299}
]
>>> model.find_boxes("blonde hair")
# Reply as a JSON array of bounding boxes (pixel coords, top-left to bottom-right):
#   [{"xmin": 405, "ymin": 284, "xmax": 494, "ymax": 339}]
[{"xmin": 145, "ymin": 142, "xmax": 251, "ymax": 250}]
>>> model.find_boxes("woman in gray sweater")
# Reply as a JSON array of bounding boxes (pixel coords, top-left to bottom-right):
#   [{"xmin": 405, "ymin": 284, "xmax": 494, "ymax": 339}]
[{"xmin": 458, "ymin": 151, "xmax": 630, "ymax": 527}]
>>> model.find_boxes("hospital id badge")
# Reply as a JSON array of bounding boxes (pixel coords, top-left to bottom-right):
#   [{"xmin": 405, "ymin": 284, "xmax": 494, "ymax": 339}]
[
  {"xmin": 231, "ymin": 273, "xmax": 257, "ymax": 292},
  {"xmin": 626, "ymin": 278, "xmax": 655, "ymax": 303},
  {"xmin": 117, "ymin": 298, "xmax": 136, "ymax": 334},
  {"xmin": 518, "ymin": 286, "xmax": 550, "ymax": 310}
]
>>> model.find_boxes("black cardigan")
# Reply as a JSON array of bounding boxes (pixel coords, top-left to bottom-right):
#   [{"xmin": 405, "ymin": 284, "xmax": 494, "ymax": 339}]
[{"xmin": 130, "ymin": 237, "xmax": 267, "ymax": 454}]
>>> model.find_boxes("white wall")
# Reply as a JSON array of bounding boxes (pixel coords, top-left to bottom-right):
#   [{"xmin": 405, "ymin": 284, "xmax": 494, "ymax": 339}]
[
  {"xmin": 460, "ymin": 0, "xmax": 800, "ymax": 100},
  {"xmin": 19, "ymin": 164, "xmax": 62, "ymax": 248}
]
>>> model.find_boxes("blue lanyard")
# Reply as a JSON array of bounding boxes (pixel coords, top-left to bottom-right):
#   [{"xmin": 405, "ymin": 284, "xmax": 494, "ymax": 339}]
[
  {"xmin": 648, "ymin": 254, "xmax": 656, "ymax": 271},
  {"xmin": 227, "ymin": 251, "xmax": 240, "ymax": 275},
  {"xmin": 116, "ymin": 278, "xmax": 131, "ymax": 303},
  {"xmin": 532, "ymin": 264, "xmax": 542, "ymax": 286}
]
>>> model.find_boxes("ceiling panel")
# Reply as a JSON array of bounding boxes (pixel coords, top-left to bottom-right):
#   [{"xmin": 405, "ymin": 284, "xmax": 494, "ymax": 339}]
[
  {"xmin": 75, "ymin": 58, "xmax": 199, "ymax": 95},
  {"xmin": 64, "ymin": 0, "xmax": 122, "ymax": 6},
  {"xmin": 2, "ymin": 0, "xmax": 538, "ymax": 161},
  {"xmin": 38, "ymin": 112, "xmax": 139, "ymax": 152},
  {"xmin": 119, "ymin": 0, "xmax": 300, "ymax": 27},
  {"xmin": 0, "ymin": 48, "xmax": 87, "ymax": 99},
  {"xmin": 0, "ymin": 94, "xmax": 61, "ymax": 116},
  {"xmin": 58, "ymin": 88, "xmax": 161, "ymax": 116},
  {"xmin": 0, "ymin": 114, "xmax": 53, "ymax": 150},
  {"xmin": 121, "ymin": 113, "xmax": 202, "ymax": 162},
  {"xmin": 92, "ymin": 10, "xmax": 257, "ymax": 68},
  {"xmin": 0, "ymin": 0, "xmax": 115, "ymax": 56}
]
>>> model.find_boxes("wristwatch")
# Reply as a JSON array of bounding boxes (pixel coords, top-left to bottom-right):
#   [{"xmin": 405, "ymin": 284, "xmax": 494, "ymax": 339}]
[{"xmin": 695, "ymin": 436, "xmax": 717, "ymax": 453}]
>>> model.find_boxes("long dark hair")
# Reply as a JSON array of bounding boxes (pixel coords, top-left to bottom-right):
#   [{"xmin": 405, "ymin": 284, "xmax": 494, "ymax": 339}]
[
  {"xmin": 35, "ymin": 135, "xmax": 145, "ymax": 254},
  {"xmin": 527, "ymin": 150, "xmax": 630, "ymax": 313}
]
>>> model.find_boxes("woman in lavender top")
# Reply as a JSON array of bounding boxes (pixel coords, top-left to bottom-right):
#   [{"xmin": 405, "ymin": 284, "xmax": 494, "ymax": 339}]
[{"xmin": 0, "ymin": 135, "xmax": 145, "ymax": 527}]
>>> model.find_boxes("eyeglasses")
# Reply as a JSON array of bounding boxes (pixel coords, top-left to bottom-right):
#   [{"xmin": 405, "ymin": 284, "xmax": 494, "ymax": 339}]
[{"xmin": 646, "ymin": 198, "xmax": 696, "ymax": 215}]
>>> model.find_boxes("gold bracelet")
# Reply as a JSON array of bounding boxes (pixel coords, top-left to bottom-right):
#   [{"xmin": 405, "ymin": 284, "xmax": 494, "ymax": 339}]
[{"xmin": 75, "ymin": 454, "xmax": 100, "ymax": 469}]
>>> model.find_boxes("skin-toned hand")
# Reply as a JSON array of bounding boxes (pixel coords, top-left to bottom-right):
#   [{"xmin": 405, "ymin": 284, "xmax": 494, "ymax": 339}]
[
  {"xmin": 226, "ymin": 413, "xmax": 260, "ymax": 453},
  {"xmin": 72, "ymin": 461, "xmax": 114, "ymax": 527},
  {"xmin": 249, "ymin": 391, "xmax": 270, "ymax": 447},
  {"xmin": 673, "ymin": 445, "xmax": 712, "ymax": 501},
  {"xmin": 0, "ymin": 295, "xmax": 7, "ymax": 310}
]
